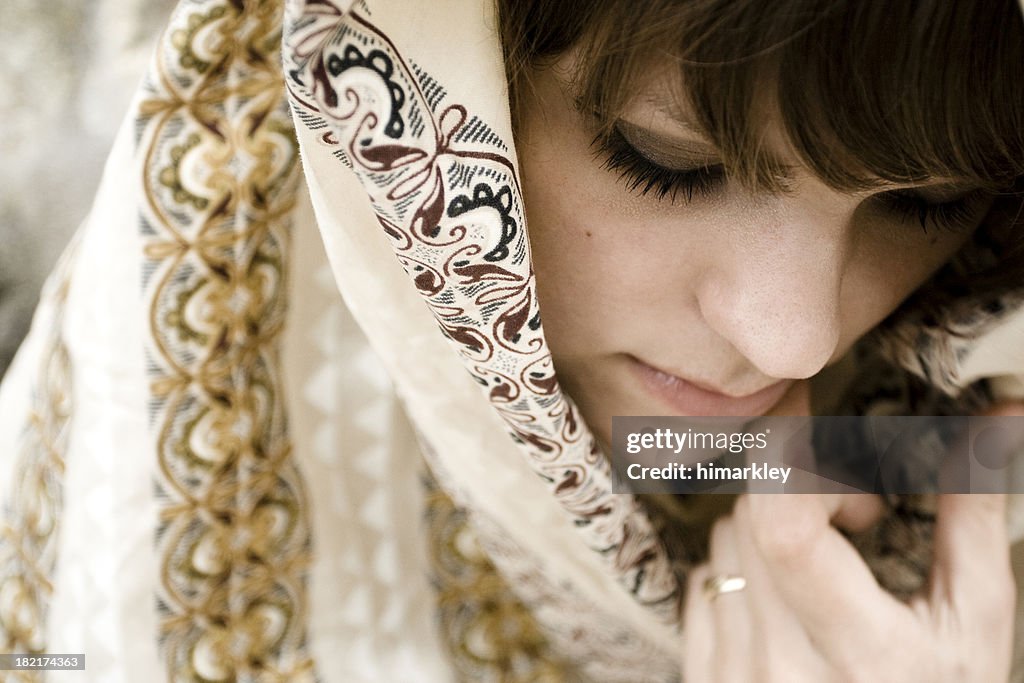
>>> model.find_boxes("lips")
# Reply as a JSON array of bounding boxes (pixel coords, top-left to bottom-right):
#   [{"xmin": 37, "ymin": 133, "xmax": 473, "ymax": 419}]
[{"xmin": 629, "ymin": 356, "xmax": 792, "ymax": 417}]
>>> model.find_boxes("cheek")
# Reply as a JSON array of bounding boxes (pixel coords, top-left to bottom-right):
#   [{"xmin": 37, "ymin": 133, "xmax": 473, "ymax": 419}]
[
  {"xmin": 836, "ymin": 225, "xmax": 973, "ymax": 355},
  {"xmin": 519, "ymin": 141, "xmax": 716, "ymax": 358},
  {"xmin": 521, "ymin": 167, "xmax": 647, "ymax": 353},
  {"xmin": 515, "ymin": 65, "xmax": 731, "ymax": 362},
  {"xmin": 516, "ymin": 83, "xmax": 723, "ymax": 357}
]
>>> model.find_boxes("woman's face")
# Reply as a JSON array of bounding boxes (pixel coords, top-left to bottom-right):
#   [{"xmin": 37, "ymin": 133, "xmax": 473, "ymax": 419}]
[{"xmin": 517, "ymin": 57, "xmax": 988, "ymax": 443}]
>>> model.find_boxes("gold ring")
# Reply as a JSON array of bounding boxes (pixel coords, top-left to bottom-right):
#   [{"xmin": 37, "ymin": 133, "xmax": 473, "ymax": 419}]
[{"xmin": 703, "ymin": 574, "xmax": 747, "ymax": 601}]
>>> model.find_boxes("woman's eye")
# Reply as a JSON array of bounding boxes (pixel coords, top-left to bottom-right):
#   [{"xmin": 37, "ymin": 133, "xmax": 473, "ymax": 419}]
[
  {"xmin": 592, "ymin": 121, "xmax": 994, "ymax": 233},
  {"xmin": 592, "ymin": 126, "xmax": 726, "ymax": 203},
  {"xmin": 880, "ymin": 188, "xmax": 988, "ymax": 234}
]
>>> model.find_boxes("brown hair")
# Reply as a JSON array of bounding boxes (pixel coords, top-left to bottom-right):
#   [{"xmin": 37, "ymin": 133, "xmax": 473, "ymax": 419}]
[
  {"xmin": 497, "ymin": 0, "xmax": 1024, "ymax": 398},
  {"xmin": 498, "ymin": 0, "xmax": 1024, "ymax": 194}
]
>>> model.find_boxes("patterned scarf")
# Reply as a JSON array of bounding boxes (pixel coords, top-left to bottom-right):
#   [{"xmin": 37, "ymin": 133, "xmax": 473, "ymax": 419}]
[{"xmin": 1, "ymin": 0, "xmax": 1021, "ymax": 681}]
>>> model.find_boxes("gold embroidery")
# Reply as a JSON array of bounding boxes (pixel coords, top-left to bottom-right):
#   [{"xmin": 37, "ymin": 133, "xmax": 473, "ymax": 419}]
[
  {"xmin": 138, "ymin": 1, "xmax": 314, "ymax": 680},
  {"xmin": 158, "ymin": 133, "xmax": 209, "ymax": 211},
  {"xmin": 425, "ymin": 477, "xmax": 571, "ymax": 682},
  {"xmin": 0, "ymin": 242, "xmax": 76, "ymax": 683}
]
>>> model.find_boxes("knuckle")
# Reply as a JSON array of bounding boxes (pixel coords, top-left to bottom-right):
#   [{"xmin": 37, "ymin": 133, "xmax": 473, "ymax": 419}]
[
  {"xmin": 750, "ymin": 507, "xmax": 819, "ymax": 565},
  {"xmin": 709, "ymin": 516, "xmax": 734, "ymax": 550},
  {"xmin": 978, "ymin": 565, "xmax": 1017, "ymax": 626},
  {"xmin": 973, "ymin": 494, "xmax": 1008, "ymax": 518},
  {"xmin": 732, "ymin": 495, "xmax": 754, "ymax": 528}
]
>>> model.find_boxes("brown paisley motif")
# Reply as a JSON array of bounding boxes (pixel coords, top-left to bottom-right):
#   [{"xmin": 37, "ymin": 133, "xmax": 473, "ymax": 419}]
[
  {"xmin": 378, "ymin": 215, "xmax": 413, "ymax": 251},
  {"xmin": 472, "ymin": 367, "xmax": 522, "ymax": 404},
  {"xmin": 454, "ymin": 263, "xmax": 522, "ymax": 285},
  {"xmin": 493, "ymin": 286, "xmax": 541, "ymax": 352},
  {"xmin": 521, "ymin": 356, "xmax": 559, "ymax": 397},
  {"xmin": 439, "ymin": 322, "xmax": 495, "ymax": 361},
  {"xmin": 139, "ymin": 1, "xmax": 317, "ymax": 680},
  {"xmin": 397, "ymin": 254, "xmax": 445, "ymax": 297}
]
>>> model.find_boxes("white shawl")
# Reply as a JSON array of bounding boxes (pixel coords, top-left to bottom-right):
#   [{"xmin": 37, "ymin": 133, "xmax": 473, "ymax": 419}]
[{"xmin": 2, "ymin": 1, "xmax": 1023, "ymax": 681}]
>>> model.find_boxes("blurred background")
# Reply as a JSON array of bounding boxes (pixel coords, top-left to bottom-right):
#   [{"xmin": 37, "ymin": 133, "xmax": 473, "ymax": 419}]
[{"xmin": 0, "ymin": 0, "xmax": 175, "ymax": 376}]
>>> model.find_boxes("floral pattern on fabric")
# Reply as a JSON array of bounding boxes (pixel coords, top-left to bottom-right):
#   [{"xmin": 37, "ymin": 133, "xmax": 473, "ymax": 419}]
[
  {"xmin": 282, "ymin": 0, "xmax": 681, "ymax": 625},
  {"xmin": 137, "ymin": 0, "xmax": 317, "ymax": 680}
]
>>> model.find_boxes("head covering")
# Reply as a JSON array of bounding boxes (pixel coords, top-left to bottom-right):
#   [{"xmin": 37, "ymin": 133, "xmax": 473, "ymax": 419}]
[{"xmin": 2, "ymin": 0, "xmax": 1024, "ymax": 680}]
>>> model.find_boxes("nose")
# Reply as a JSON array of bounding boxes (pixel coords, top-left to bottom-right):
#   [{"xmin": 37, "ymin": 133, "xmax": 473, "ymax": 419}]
[{"xmin": 695, "ymin": 194, "xmax": 848, "ymax": 380}]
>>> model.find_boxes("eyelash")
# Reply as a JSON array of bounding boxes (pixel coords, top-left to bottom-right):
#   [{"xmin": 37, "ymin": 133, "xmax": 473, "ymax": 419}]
[
  {"xmin": 593, "ymin": 126, "xmax": 983, "ymax": 233},
  {"xmin": 594, "ymin": 127, "xmax": 726, "ymax": 203},
  {"xmin": 882, "ymin": 190, "xmax": 982, "ymax": 233}
]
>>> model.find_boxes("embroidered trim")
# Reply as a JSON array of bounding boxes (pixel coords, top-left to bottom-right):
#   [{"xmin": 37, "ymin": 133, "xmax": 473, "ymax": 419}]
[
  {"xmin": 138, "ymin": 1, "xmax": 317, "ymax": 679},
  {"xmin": 0, "ymin": 240, "xmax": 76, "ymax": 683},
  {"xmin": 425, "ymin": 474, "xmax": 572, "ymax": 682}
]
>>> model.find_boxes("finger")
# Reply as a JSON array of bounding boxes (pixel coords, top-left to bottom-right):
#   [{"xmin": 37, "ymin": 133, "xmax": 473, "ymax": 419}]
[
  {"xmin": 706, "ymin": 516, "xmax": 753, "ymax": 680},
  {"xmin": 929, "ymin": 493, "xmax": 1014, "ymax": 617},
  {"xmin": 820, "ymin": 493, "xmax": 887, "ymax": 533},
  {"xmin": 924, "ymin": 492, "xmax": 1017, "ymax": 683},
  {"xmin": 682, "ymin": 563, "xmax": 715, "ymax": 683},
  {"xmin": 732, "ymin": 496, "xmax": 836, "ymax": 682},
  {"xmin": 746, "ymin": 494, "xmax": 906, "ymax": 663},
  {"xmin": 928, "ymin": 402, "xmax": 1023, "ymax": 615}
]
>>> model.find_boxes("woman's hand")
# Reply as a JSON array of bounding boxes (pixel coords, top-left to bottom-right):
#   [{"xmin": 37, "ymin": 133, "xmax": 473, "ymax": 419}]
[{"xmin": 681, "ymin": 401, "xmax": 1024, "ymax": 682}]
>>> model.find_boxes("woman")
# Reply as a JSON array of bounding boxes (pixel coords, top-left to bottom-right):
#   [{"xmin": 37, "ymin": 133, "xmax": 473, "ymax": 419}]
[{"xmin": 1, "ymin": 0, "xmax": 1023, "ymax": 680}]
